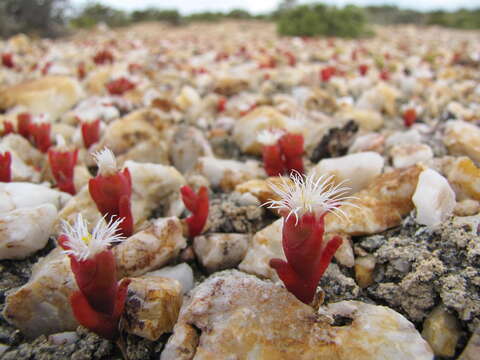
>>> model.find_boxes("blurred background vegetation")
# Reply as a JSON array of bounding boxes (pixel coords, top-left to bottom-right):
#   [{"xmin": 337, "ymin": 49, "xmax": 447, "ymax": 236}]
[{"xmin": 0, "ymin": 0, "xmax": 479, "ymax": 39}]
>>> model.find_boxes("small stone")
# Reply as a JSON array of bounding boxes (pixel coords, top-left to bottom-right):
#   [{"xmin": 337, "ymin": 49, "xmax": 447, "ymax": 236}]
[
  {"xmin": 334, "ymin": 235, "xmax": 354, "ymax": 268},
  {"xmin": 422, "ymin": 305, "xmax": 461, "ymax": 357},
  {"xmin": 3, "ymin": 248, "xmax": 77, "ymax": 338},
  {"xmin": 146, "ymin": 263, "xmax": 194, "ymax": 294},
  {"xmin": 0, "ymin": 182, "xmax": 71, "ymax": 213},
  {"xmin": 170, "ymin": 126, "xmax": 213, "ymax": 174},
  {"xmin": 338, "ymin": 108, "xmax": 384, "ymax": 131},
  {"xmin": 348, "ymin": 132, "xmax": 385, "ymax": 154},
  {"xmin": 238, "ymin": 218, "xmax": 283, "ymax": 280},
  {"xmin": 161, "ymin": 271, "xmax": 433, "ymax": 360},
  {"xmin": 459, "ymin": 325, "xmax": 480, "ymax": 360},
  {"xmin": 309, "ymin": 151, "xmax": 384, "ymax": 195},
  {"xmin": 325, "ymin": 165, "xmax": 422, "ymax": 235},
  {"xmin": 447, "ymin": 156, "xmax": 480, "ymax": 201},
  {"xmin": 355, "ymin": 255, "xmax": 376, "ymax": 288},
  {"xmin": 195, "ymin": 156, "xmax": 264, "ymax": 191},
  {"xmin": 114, "ymin": 217, "xmax": 187, "ymax": 278},
  {"xmin": 443, "ymin": 120, "xmax": 480, "ymax": 163},
  {"xmin": 310, "ymin": 120, "xmax": 358, "ymax": 162},
  {"xmin": 48, "ymin": 332, "xmax": 79, "ymax": 345},
  {"xmin": 412, "ymin": 168, "xmax": 456, "ymax": 227},
  {"xmin": 175, "ymin": 86, "xmax": 200, "ymax": 110},
  {"xmin": 122, "ymin": 276, "xmax": 182, "ymax": 341},
  {"xmin": 386, "ymin": 129, "xmax": 422, "ymax": 148},
  {"xmin": 0, "ymin": 204, "xmax": 57, "ymax": 260},
  {"xmin": 234, "ymin": 177, "xmax": 293, "ymax": 206},
  {"xmin": 390, "ymin": 144, "xmax": 433, "ymax": 168},
  {"xmin": 193, "ymin": 233, "xmax": 249, "ymax": 273},
  {"xmin": 0, "ymin": 76, "xmax": 83, "ymax": 120},
  {"xmin": 454, "ymin": 199, "xmax": 480, "ymax": 217}
]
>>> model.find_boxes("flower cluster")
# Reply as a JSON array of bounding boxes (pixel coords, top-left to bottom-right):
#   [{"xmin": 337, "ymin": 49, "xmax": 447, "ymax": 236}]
[{"xmin": 264, "ymin": 171, "xmax": 355, "ymax": 304}]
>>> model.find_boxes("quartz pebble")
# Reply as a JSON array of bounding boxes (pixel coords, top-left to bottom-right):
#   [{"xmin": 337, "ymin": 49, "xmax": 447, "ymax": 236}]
[
  {"xmin": 309, "ymin": 151, "xmax": 384, "ymax": 194},
  {"xmin": 193, "ymin": 233, "xmax": 250, "ymax": 273},
  {"xmin": 422, "ymin": 305, "xmax": 461, "ymax": 358},
  {"xmin": 122, "ymin": 276, "xmax": 183, "ymax": 341},
  {"xmin": 114, "ymin": 217, "xmax": 186, "ymax": 278},
  {"xmin": 195, "ymin": 156, "xmax": 264, "ymax": 191},
  {"xmin": 170, "ymin": 126, "xmax": 213, "ymax": 173},
  {"xmin": 447, "ymin": 157, "xmax": 480, "ymax": 201},
  {"xmin": 0, "ymin": 204, "xmax": 57, "ymax": 260},
  {"xmin": 443, "ymin": 120, "xmax": 480, "ymax": 163},
  {"xmin": 459, "ymin": 325, "xmax": 480, "ymax": 360},
  {"xmin": 0, "ymin": 182, "xmax": 71, "ymax": 213},
  {"xmin": 390, "ymin": 144, "xmax": 433, "ymax": 168},
  {"xmin": 354, "ymin": 255, "xmax": 376, "ymax": 288},
  {"xmin": 325, "ymin": 165, "xmax": 422, "ymax": 235},
  {"xmin": 3, "ymin": 248, "xmax": 78, "ymax": 338},
  {"xmin": 48, "ymin": 331, "xmax": 79, "ymax": 345},
  {"xmin": 146, "ymin": 263, "xmax": 194, "ymax": 294},
  {"xmin": 412, "ymin": 168, "xmax": 456, "ymax": 227},
  {"xmin": 161, "ymin": 271, "xmax": 433, "ymax": 360}
]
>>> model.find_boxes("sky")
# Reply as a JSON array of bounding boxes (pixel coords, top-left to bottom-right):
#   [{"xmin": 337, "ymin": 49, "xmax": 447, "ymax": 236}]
[{"xmin": 71, "ymin": 0, "xmax": 480, "ymax": 14}]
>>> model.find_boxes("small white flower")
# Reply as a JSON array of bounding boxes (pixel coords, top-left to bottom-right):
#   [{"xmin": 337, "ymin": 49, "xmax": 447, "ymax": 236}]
[
  {"xmin": 61, "ymin": 213, "xmax": 125, "ymax": 261},
  {"xmin": 263, "ymin": 171, "xmax": 357, "ymax": 224},
  {"xmin": 92, "ymin": 147, "xmax": 117, "ymax": 175},
  {"xmin": 257, "ymin": 128, "xmax": 284, "ymax": 146}
]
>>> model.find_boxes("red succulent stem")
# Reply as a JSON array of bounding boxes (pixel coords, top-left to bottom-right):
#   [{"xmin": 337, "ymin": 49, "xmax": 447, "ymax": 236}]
[
  {"xmin": 1, "ymin": 121, "xmax": 14, "ymax": 136},
  {"xmin": 88, "ymin": 168, "xmax": 133, "ymax": 237},
  {"xmin": 59, "ymin": 237, "xmax": 131, "ymax": 340},
  {"xmin": 106, "ymin": 77, "xmax": 136, "ymax": 95},
  {"xmin": 17, "ymin": 113, "xmax": 32, "ymax": 139},
  {"xmin": 0, "ymin": 152, "xmax": 12, "ymax": 182},
  {"xmin": 180, "ymin": 185, "xmax": 209, "ymax": 238},
  {"xmin": 403, "ymin": 108, "xmax": 417, "ymax": 128},
  {"xmin": 285, "ymin": 51, "xmax": 296, "ymax": 67},
  {"xmin": 262, "ymin": 144, "xmax": 285, "ymax": 177},
  {"xmin": 78, "ymin": 62, "xmax": 86, "ymax": 79},
  {"xmin": 217, "ymin": 97, "xmax": 227, "ymax": 113},
  {"xmin": 359, "ymin": 64, "xmax": 369, "ymax": 76},
  {"xmin": 48, "ymin": 148, "xmax": 78, "ymax": 195},
  {"xmin": 29, "ymin": 122, "xmax": 52, "ymax": 153},
  {"xmin": 279, "ymin": 133, "xmax": 304, "ymax": 175},
  {"xmin": 269, "ymin": 213, "xmax": 342, "ymax": 304},
  {"xmin": 2, "ymin": 53, "xmax": 14, "ymax": 68},
  {"xmin": 380, "ymin": 70, "xmax": 390, "ymax": 81},
  {"xmin": 93, "ymin": 50, "xmax": 114, "ymax": 65},
  {"xmin": 81, "ymin": 119, "xmax": 101, "ymax": 148},
  {"xmin": 320, "ymin": 66, "xmax": 336, "ymax": 82}
]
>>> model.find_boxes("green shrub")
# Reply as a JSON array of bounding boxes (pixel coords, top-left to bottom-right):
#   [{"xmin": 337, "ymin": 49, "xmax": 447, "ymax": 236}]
[
  {"xmin": 71, "ymin": 3, "xmax": 130, "ymax": 29},
  {"xmin": 277, "ymin": 4, "xmax": 370, "ymax": 38},
  {"xmin": 131, "ymin": 8, "xmax": 182, "ymax": 25}
]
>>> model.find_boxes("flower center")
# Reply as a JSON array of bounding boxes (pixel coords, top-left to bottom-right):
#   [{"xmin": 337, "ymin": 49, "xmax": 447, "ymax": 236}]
[{"xmin": 82, "ymin": 234, "xmax": 92, "ymax": 245}]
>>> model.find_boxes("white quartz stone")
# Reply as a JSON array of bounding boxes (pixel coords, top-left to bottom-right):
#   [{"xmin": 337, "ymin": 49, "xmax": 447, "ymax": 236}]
[
  {"xmin": 412, "ymin": 169, "xmax": 456, "ymax": 227},
  {"xmin": 310, "ymin": 152, "xmax": 384, "ymax": 194},
  {"xmin": 0, "ymin": 204, "xmax": 57, "ymax": 259},
  {"xmin": 146, "ymin": 263, "xmax": 194, "ymax": 294},
  {"xmin": 0, "ymin": 182, "xmax": 71, "ymax": 213},
  {"xmin": 391, "ymin": 144, "xmax": 434, "ymax": 168}
]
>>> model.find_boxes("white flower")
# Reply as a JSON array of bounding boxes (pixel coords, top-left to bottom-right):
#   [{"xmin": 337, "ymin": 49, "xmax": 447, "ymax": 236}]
[
  {"xmin": 61, "ymin": 214, "xmax": 125, "ymax": 261},
  {"xmin": 92, "ymin": 147, "xmax": 117, "ymax": 175},
  {"xmin": 263, "ymin": 171, "xmax": 357, "ymax": 224},
  {"xmin": 257, "ymin": 128, "xmax": 284, "ymax": 146}
]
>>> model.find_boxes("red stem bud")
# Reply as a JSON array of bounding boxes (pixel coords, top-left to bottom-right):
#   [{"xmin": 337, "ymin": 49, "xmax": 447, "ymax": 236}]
[
  {"xmin": 48, "ymin": 148, "xmax": 78, "ymax": 195},
  {"xmin": 81, "ymin": 119, "xmax": 101, "ymax": 148},
  {"xmin": 17, "ymin": 113, "xmax": 32, "ymax": 139},
  {"xmin": 403, "ymin": 108, "xmax": 417, "ymax": 128},
  {"xmin": 106, "ymin": 77, "xmax": 136, "ymax": 95},
  {"xmin": 0, "ymin": 152, "xmax": 12, "ymax": 182},
  {"xmin": 180, "ymin": 185, "xmax": 209, "ymax": 238},
  {"xmin": 29, "ymin": 122, "xmax": 52, "ymax": 153}
]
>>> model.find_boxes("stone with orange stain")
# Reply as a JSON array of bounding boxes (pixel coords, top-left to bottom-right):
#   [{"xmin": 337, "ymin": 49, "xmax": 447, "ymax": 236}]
[
  {"xmin": 114, "ymin": 217, "xmax": 186, "ymax": 278},
  {"xmin": 447, "ymin": 157, "xmax": 480, "ymax": 201},
  {"xmin": 234, "ymin": 177, "xmax": 293, "ymax": 206},
  {"xmin": 443, "ymin": 121, "xmax": 480, "ymax": 164},
  {"xmin": 160, "ymin": 271, "xmax": 433, "ymax": 360},
  {"xmin": 122, "ymin": 276, "xmax": 183, "ymax": 341},
  {"xmin": 324, "ymin": 165, "xmax": 422, "ymax": 235}
]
